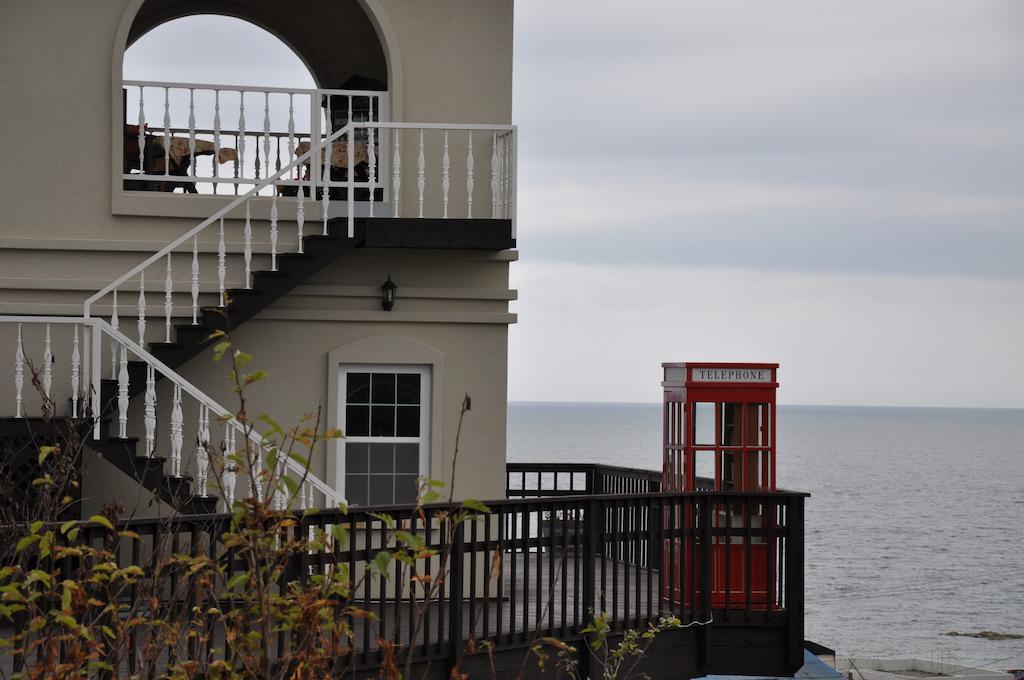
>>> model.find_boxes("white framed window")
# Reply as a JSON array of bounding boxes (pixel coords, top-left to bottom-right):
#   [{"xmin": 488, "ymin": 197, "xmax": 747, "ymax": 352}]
[{"xmin": 339, "ymin": 365, "xmax": 430, "ymax": 506}]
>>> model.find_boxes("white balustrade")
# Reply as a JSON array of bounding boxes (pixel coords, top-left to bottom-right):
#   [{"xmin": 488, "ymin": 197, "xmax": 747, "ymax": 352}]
[
  {"xmin": 190, "ymin": 237, "xmax": 200, "ymax": 324},
  {"xmin": 117, "ymin": 344, "xmax": 129, "ymax": 438},
  {"xmin": 441, "ymin": 129, "xmax": 450, "ymax": 219},
  {"xmin": 417, "ymin": 128, "xmax": 426, "ymax": 218},
  {"xmin": 270, "ymin": 191, "xmax": 279, "ymax": 270},
  {"xmin": 110, "ymin": 290, "xmax": 119, "ymax": 379},
  {"xmin": 196, "ymin": 404, "xmax": 210, "ymax": 496},
  {"xmin": 164, "ymin": 253, "xmax": 173, "ymax": 343},
  {"xmin": 137, "ymin": 272, "xmax": 146, "ymax": 346},
  {"xmin": 41, "ymin": 324, "xmax": 53, "ymax": 407},
  {"xmin": 218, "ymin": 218, "xmax": 226, "ymax": 306},
  {"xmin": 243, "ymin": 201, "xmax": 253, "ymax": 289},
  {"xmin": 144, "ymin": 363, "xmax": 156, "ymax": 457},
  {"xmin": 466, "ymin": 132, "xmax": 475, "ymax": 218},
  {"xmin": 13, "ymin": 323, "xmax": 24, "ymax": 418},
  {"xmin": 170, "ymin": 384, "xmax": 183, "ymax": 476},
  {"xmin": 71, "ymin": 325, "xmax": 81, "ymax": 418}
]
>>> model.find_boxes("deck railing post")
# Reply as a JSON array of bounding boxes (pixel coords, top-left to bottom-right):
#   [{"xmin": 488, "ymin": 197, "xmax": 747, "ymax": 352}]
[
  {"xmin": 448, "ymin": 519, "xmax": 466, "ymax": 669},
  {"xmin": 580, "ymin": 497, "xmax": 599, "ymax": 680},
  {"xmin": 785, "ymin": 495, "xmax": 805, "ymax": 672},
  {"xmin": 699, "ymin": 496, "xmax": 714, "ymax": 670}
]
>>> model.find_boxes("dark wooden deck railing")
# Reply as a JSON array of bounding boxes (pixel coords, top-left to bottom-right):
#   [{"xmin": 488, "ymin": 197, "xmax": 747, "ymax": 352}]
[
  {"xmin": 3, "ymin": 489, "xmax": 806, "ymax": 678},
  {"xmin": 506, "ymin": 462, "xmax": 714, "ymax": 497}
]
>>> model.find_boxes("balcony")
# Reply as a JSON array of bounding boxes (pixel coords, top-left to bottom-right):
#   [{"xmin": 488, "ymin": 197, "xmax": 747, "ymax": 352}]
[{"xmin": 116, "ymin": 80, "xmax": 516, "ymax": 242}]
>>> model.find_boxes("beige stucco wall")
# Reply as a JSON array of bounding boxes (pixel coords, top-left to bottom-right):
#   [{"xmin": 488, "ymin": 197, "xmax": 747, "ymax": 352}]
[{"xmin": 0, "ymin": 0, "xmax": 517, "ymax": 516}]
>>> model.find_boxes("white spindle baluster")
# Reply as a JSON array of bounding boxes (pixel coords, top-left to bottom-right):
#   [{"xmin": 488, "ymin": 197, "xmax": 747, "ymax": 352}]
[
  {"xmin": 195, "ymin": 405, "xmax": 210, "ymax": 495},
  {"xmin": 243, "ymin": 200, "xmax": 253, "ymax": 289},
  {"xmin": 392, "ymin": 128, "xmax": 401, "ymax": 218},
  {"xmin": 256, "ymin": 445, "xmax": 265, "ymax": 502},
  {"xmin": 213, "ymin": 90, "xmax": 221, "ymax": 194},
  {"xmin": 110, "ymin": 290, "xmax": 119, "ymax": 379},
  {"xmin": 504, "ymin": 134, "xmax": 512, "ymax": 218},
  {"xmin": 296, "ymin": 192, "xmax": 305, "ymax": 253},
  {"xmin": 368, "ymin": 98, "xmax": 376, "ymax": 218},
  {"xmin": 187, "ymin": 89, "xmax": 196, "ymax": 180},
  {"xmin": 191, "ymin": 237, "xmax": 199, "ymax": 324},
  {"xmin": 42, "ymin": 324, "xmax": 52, "ymax": 405},
  {"xmin": 144, "ymin": 364, "xmax": 156, "ymax": 457},
  {"xmin": 270, "ymin": 190, "xmax": 278, "ymax": 271},
  {"xmin": 223, "ymin": 425, "xmax": 237, "ymax": 505},
  {"xmin": 491, "ymin": 131, "xmax": 500, "ymax": 219},
  {"xmin": 137, "ymin": 272, "xmax": 146, "ymax": 346},
  {"xmin": 263, "ymin": 92, "xmax": 272, "ymax": 183},
  {"xmin": 117, "ymin": 345, "xmax": 129, "ymax": 438},
  {"xmin": 441, "ymin": 129, "xmax": 450, "ymax": 219},
  {"xmin": 137, "ymin": 87, "xmax": 146, "ymax": 173},
  {"xmin": 218, "ymin": 218, "xmax": 226, "ymax": 306},
  {"xmin": 162, "ymin": 87, "xmax": 171, "ymax": 178},
  {"xmin": 417, "ymin": 128, "xmax": 426, "ymax": 218},
  {"xmin": 164, "ymin": 253, "xmax": 173, "ymax": 343},
  {"xmin": 321, "ymin": 101, "xmax": 331, "ymax": 236},
  {"xmin": 13, "ymin": 323, "xmax": 24, "ymax": 418},
  {"xmin": 237, "ymin": 90, "xmax": 246, "ymax": 182},
  {"xmin": 273, "ymin": 452, "xmax": 287, "ymax": 510},
  {"xmin": 287, "ymin": 94, "xmax": 296, "ymax": 166},
  {"xmin": 466, "ymin": 132, "xmax": 475, "ymax": 218},
  {"xmin": 299, "ymin": 481, "xmax": 309, "ymax": 510},
  {"xmin": 170, "ymin": 384, "xmax": 183, "ymax": 476},
  {"xmin": 71, "ymin": 325, "xmax": 80, "ymax": 418}
]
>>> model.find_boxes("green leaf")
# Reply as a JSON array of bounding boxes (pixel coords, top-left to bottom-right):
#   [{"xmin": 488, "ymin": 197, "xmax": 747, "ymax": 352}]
[
  {"xmin": 288, "ymin": 452, "xmax": 310, "ymax": 469},
  {"xmin": 371, "ymin": 552, "xmax": 392, "ymax": 577},
  {"xmin": 395, "ymin": 531, "xmax": 424, "ymax": 549},
  {"xmin": 234, "ymin": 350, "xmax": 252, "ymax": 366},
  {"xmin": 38, "ymin": 446, "xmax": 55, "ymax": 466},
  {"xmin": 212, "ymin": 341, "xmax": 231, "ymax": 363},
  {"xmin": 15, "ymin": 535, "xmax": 39, "ymax": 553},
  {"xmin": 29, "ymin": 520, "xmax": 44, "ymax": 535},
  {"xmin": 89, "ymin": 515, "xmax": 115, "ymax": 532},
  {"xmin": 421, "ymin": 491, "xmax": 440, "ymax": 504},
  {"xmin": 461, "ymin": 499, "xmax": 490, "ymax": 514},
  {"xmin": 226, "ymin": 572, "xmax": 250, "ymax": 590},
  {"xmin": 59, "ymin": 520, "xmax": 78, "ymax": 536},
  {"xmin": 369, "ymin": 513, "xmax": 395, "ymax": 528},
  {"xmin": 281, "ymin": 475, "xmax": 300, "ymax": 496}
]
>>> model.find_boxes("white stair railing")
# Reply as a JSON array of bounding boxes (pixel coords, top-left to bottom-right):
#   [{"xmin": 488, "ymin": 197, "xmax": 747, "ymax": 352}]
[{"xmin": 1, "ymin": 315, "xmax": 344, "ymax": 511}]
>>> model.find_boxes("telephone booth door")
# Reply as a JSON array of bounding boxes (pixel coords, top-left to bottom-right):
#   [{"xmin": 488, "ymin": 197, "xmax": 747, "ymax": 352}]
[{"xmin": 661, "ymin": 363, "xmax": 779, "ymax": 610}]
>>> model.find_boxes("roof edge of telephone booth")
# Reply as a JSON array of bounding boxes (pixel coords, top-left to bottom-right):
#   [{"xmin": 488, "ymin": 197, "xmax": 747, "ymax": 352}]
[{"xmin": 661, "ymin": 362, "xmax": 781, "ymax": 369}]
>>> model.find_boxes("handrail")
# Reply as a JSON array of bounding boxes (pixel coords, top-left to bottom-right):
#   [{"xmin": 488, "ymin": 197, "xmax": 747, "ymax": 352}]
[
  {"xmin": 93, "ymin": 319, "xmax": 344, "ymax": 506},
  {"xmin": 86, "ymin": 122, "xmax": 352, "ymax": 317}
]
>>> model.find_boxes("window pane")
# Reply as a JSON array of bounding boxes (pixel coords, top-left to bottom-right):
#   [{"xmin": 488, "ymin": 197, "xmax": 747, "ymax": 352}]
[
  {"xmin": 395, "ymin": 444, "xmax": 419, "ymax": 473},
  {"xmin": 369, "ymin": 443, "xmax": 395, "ymax": 473},
  {"xmin": 369, "ymin": 475, "xmax": 394, "ymax": 505},
  {"xmin": 693, "ymin": 402, "xmax": 715, "ymax": 446},
  {"xmin": 345, "ymin": 443, "xmax": 369, "ymax": 473},
  {"xmin": 396, "ymin": 405, "xmax": 420, "ymax": 437},
  {"xmin": 346, "ymin": 405, "xmax": 369, "ymax": 437},
  {"xmin": 346, "ymin": 475, "xmax": 368, "ymax": 506},
  {"xmin": 347, "ymin": 373, "xmax": 371, "ymax": 403},
  {"xmin": 371, "ymin": 373, "xmax": 396, "ymax": 404},
  {"xmin": 395, "ymin": 475, "xmax": 418, "ymax": 504},
  {"xmin": 397, "ymin": 374, "xmax": 421, "ymax": 404},
  {"xmin": 371, "ymin": 405, "xmax": 396, "ymax": 436}
]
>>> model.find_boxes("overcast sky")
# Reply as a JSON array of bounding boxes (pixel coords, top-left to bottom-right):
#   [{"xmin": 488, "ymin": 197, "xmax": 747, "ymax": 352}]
[{"xmin": 126, "ymin": 2, "xmax": 1024, "ymax": 409}]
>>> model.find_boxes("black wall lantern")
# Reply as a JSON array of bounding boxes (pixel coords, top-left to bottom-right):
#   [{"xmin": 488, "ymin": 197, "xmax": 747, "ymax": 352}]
[{"xmin": 381, "ymin": 275, "xmax": 397, "ymax": 311}]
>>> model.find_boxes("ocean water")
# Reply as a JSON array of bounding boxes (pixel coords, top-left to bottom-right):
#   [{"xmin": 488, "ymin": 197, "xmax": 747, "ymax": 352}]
[{"xmin": 507, "ymin": 402, "xmax": 1024, "ymax": 671}]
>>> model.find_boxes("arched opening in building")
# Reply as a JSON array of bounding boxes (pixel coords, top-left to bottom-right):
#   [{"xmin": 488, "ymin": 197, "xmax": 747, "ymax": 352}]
[{"xmin": 119, "ymin": 2, "xmax": 389, "ymax": 195}]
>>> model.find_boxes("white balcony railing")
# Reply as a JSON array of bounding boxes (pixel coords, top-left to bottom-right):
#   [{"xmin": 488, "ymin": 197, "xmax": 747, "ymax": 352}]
[{"xmin": 120, "ymin": 80, "xmax": 516, "ymax": 232}]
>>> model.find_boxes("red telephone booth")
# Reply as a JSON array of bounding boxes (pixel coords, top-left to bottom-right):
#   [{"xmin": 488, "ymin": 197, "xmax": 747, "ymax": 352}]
[{"xmin": 662, "ymin": 362, "xmax": 779, "ymax": 610}]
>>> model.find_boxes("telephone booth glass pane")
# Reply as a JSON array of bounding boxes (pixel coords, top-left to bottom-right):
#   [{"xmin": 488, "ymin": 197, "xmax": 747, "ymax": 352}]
[
  {"xmin": 693, "ymin": 402, "xmax": 716, "ymax": 446},
  {"xmin": 694, "ymin": 449, "xmax": 715, "ymax": 484}
]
